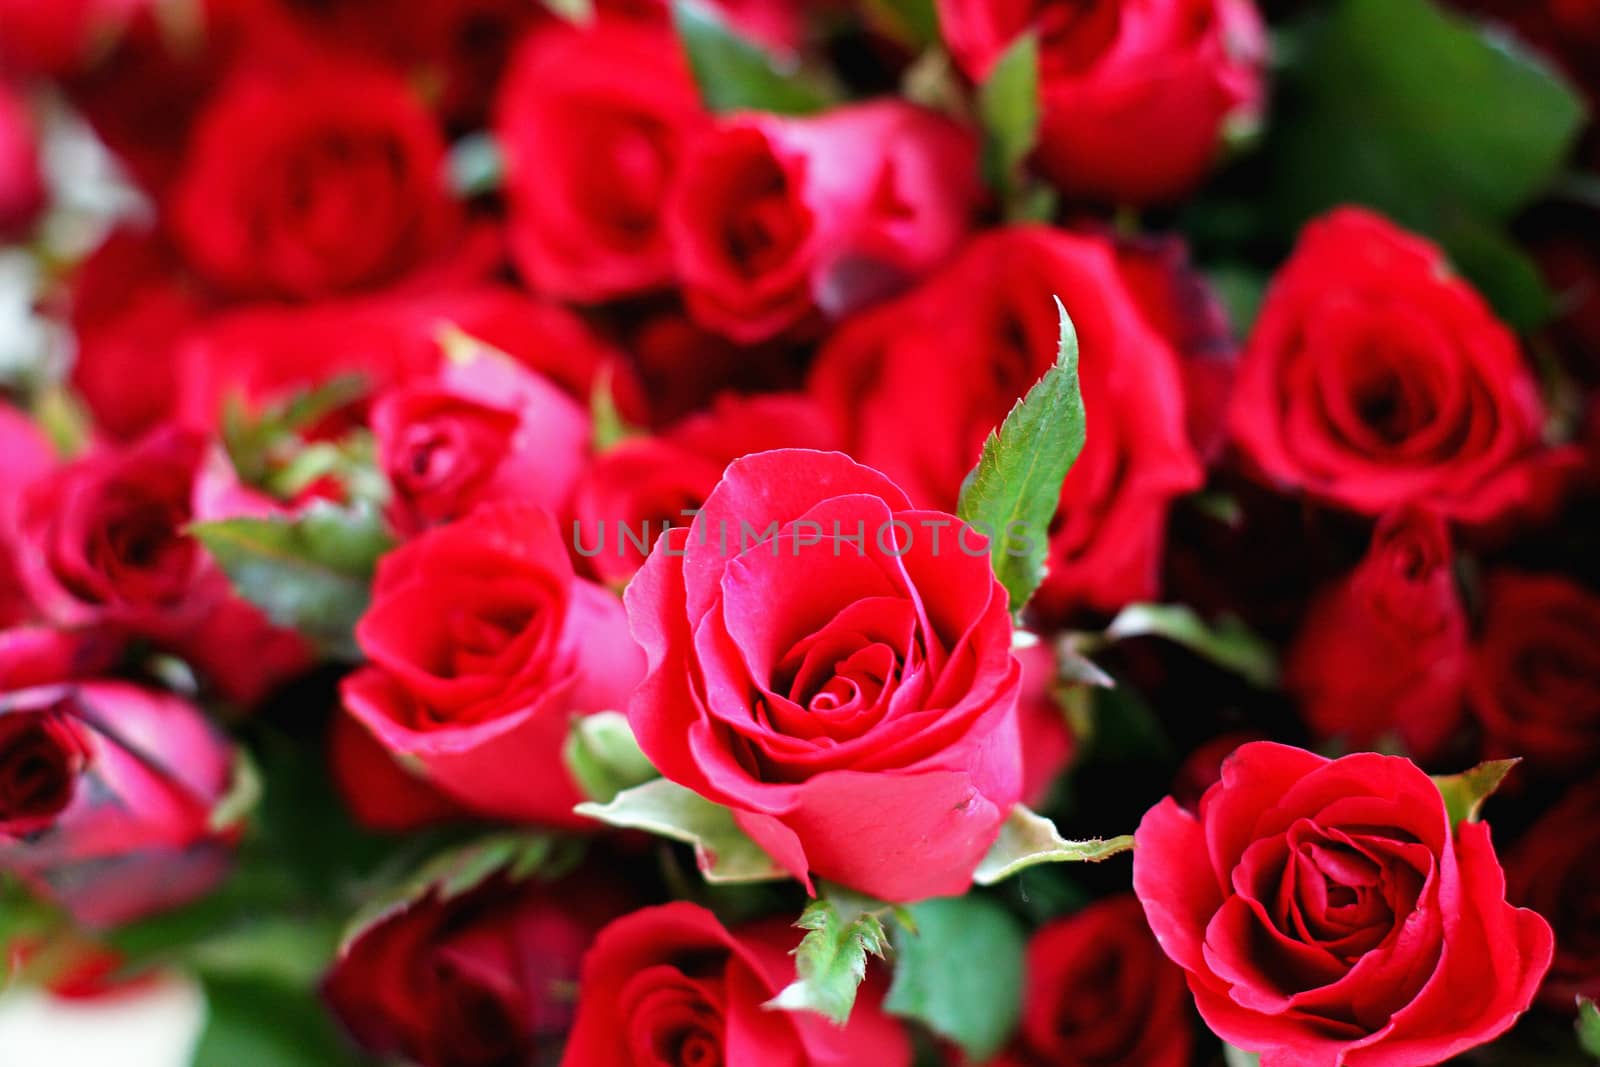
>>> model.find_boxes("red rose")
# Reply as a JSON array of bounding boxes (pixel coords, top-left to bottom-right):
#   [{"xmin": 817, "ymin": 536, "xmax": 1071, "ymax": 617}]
[
  {"xmin": 937, "ymin": 0, "xmax": 1266, "ymax": 204},
  {"xmin": 496, "ymin": 18, "xmax": 707, "ymax": 302},
  {"xmin": 169, "ymin": 62, "xmax": 460, "ymax": 300},
  {"xmin": 572, "ymin": 392, "xmax": 835, "ymax": 584},
  {"xmin": 340, "ymin": 503, "xmax": 643, "ymax": 826},
  {"xmin": 1013, "ymin": 638, "xmax": 1076, "ymax": 808},
  {"xmin": 68, "ymin": 226, "xmax": 204, "ymax": 442},
  {"xmin": 626, "ymin": 308, "xmax": 798, "ymax": 427},
  {"xmin": 810, "ymin": 227, "xmax": 1203, "ymax": 620},
  {"xmin": 328, "ymin": 710, "xmax": 469, "ymax": 832},
  {"xmin": 0, "ymin": 82, "xmax": 45, "ymax": 239},
  {"xmin": 978, "ymin": 895, "xmax": 1191, "ymax": 1067},
  {"xmin": 326, "ymin": 875, "xmax": 624, "ymax": 1067},
  {"xmin": 0, "ymin": 680, "xmax": 239, "ymax": 926},
  {"xmin": 1134, "ymin": 741, "xmax": 1552, "ymax": 1067},
  {"xmin": 373, "ymin": 344, "xmax": 590, "ymax": 537},
  {"xmin": 1506, "ymin": 780, "xmax": 1600, "ymax": 1007},
  {"xmin": 1284, "ymin": 509, "xmax": 1468, "ymax": 764},
  {"xmin": 1229, "ymin": 208, "xmax": 1572, "ymax": 525},
  {"xmin": 624, "ymin": 449, "xmax": 1021, "ymax": 902},
  {"xmin": 0, "ymin": 0, "xmax": 146, "ymax": 77},
  {"xmin": 667, "ymin": 100, "xmax": 980, "ymax": 342},
  {"xmin": 12, "ymin": 428, "xmax": 225, "ymax": 633},
  {"xmin": 1467, "ymin": 572, "xmax": 1600, "ymax": 777},
  {"xmin": 562, "ymin": 901, "xmax": 912, "ymax": 1067}
]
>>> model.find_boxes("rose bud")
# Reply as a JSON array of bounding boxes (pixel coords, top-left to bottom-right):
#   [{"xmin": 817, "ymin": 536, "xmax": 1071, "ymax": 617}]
[
  {"xmin": 496, "ymin": 17, "xmax": 708, "ymax": 303},
  {"xmin": 0, "ymin": 82, "xmax": 46, "ymax": 240},
  {"xmin": 562, "ymin": 902, "xmax": 911, "ymax": 1066},
  {"xmin": 326, "ymin": 874, "xmax": 625, "ymax": 1067},
  {"xmin": 1468, "ymin": 571, "xmax": 1600, "ymax": 778},
  {"xmin": 1284, "ymin": 509, "xmax": 1469, "ymax": 764},
  {"xmin": 1229, "ymin": 208, "xmax": 1576, "ymax": 526},
  {"xmin": 973, "ymin": 895, "xmax": 1191, "ymax": 1067},
  {"xmin": 340, "ymin": 503, "xmax": 643, "ymax": 826},
  {"xmin": 810, "ymin": 227, "xmax": 1203, "ymax": 621},
  {"xmin": 937, "ymin": 0, "xmax": 1267, "ymax": 204},
  {"xmin": 667, "ymin": 100, "xmax": 980, "ymax": 343},
  {"xmin": 372, "ymin": 341, "xmax": 591, "ymax": 537},
  {"xmin": 169, "ymin": 61, "xmax": 460, "ymax": 300},
  {"xmin": 571, "ymin": 392, "xmax": 835, "ymax": 584},
  {"xmin": 0, "ymin": 681, "xmax": 241, "ymax": 927},
  {"xmin": 1134, "ymin": 741, "xmax": 1552, "ymax": 1067},
  {"xmin": 625, "ymin": 449, "xmax": 1021, "ymax": 902},
  {"xmin": 1506, "ymin": 780, "xmax": 1600, "ymax": 1007}
]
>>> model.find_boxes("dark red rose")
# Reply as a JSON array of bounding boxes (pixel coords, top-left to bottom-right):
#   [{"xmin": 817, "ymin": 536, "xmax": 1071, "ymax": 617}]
[
  {"xmin": 1467, "ymin": 571, "xmax": 1600, "ymax": 778},
  {"xmin": 667, "ymin": 100, "xmax": 980, "ymax": 342},
  {"xmin": 1229, "ymin": 208, "xmax": 1573, "ymax": 525},
  {"xmin": 625, "ymin": 449, "xmax": 1021, "ymax": 902},
  {"xmin": 67, "ymin": 226, "xmax": 205, "ymax": 442},
  {"xmin": 1134, "ymin": 741, "xmax": 1552, "ymax": 1067},
  {"xmin": 327, "ymin": 875, "xmax": 625, "ymax": 1067},
  {"xmin": 340, "ymin": 503, "xmax": 643, "ymax": 826},
  {"xmin": 562, "ymin": 901, "xmax": 911, "ymax": 1066},
  {"xmin": 0, "ymin": 680, "xmax": 240, "ymax": 926},
  {"xmin": 978, "ymin": 895, "xmax": 1191, "ymax": 1067},
  {"xmin": 1285, "ymin": 509, "xmax": 1468, "ymax": 764},
  {"xmin": 496, "ymin": 17, "xmax": 708, "ymax": 302},
  {"xmin": 625, "ymin": 308, "xmax": 800, "ymax": 428},
  {"xmin": 810, "ymin": 227, "xmax": 1203, "ymax": 620},
  {"xmin": 1113, "ymin": 232, "xmax": 1239, "ymax": 461},
  {"xmin": 571, "ymin": 392, "xmax": 835, "ymax": 584},
  {"xmin": 0, "ymin": 82, "xmax": 45, "ymax": 239},
  {"xmin": 1170, "ymin": 731, "xmax": 1266, "ymax": 813},
  {"xmin": 372, "ymin": 343, "xmax": 590, "ymax": 537},
  {"xmin": 169, "ymin": 61, "xmax": 460, "ymax": 299},
  {"xmin": 1506, "ymin": 780, "xmax": 1600, "ymax": 1007},
  {"xmin": 937, "ymin": 0, "xmax": 1266, "ymax": 204}
]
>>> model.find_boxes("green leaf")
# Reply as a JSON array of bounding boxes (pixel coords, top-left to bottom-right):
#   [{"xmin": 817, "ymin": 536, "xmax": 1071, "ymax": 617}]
[
  {"xmin": 671, "ymin": 0, "xmax": 830, "ymax": 114},
  {"xmin": 445, "ymin": 131, "xmax": 506, "ymax": 197},
  {"xmin": 973, "ymin": 805, "xmax": 1134, "ymax": 885},
  {"xmin": 1578, "ymin": 997, "xmax": 1600, "ymax": 1059},
  {"xmin": 1104, "ymin": 603, "xmax": 1279, "ymax": 689},
  {"xmin": 191, "ymin": 974, "xmax": 367, "ymax": 1067},
  {"xmin": 563, "ymin": 711, "xmax": 658, "ymax": 803},
  {"xmin": 221, "ymin": 375, "xmax": 370, "ymax": 489},
  {"xmin": 957, "ymin": 298, "xmax": 1085, "ymax": 615},
  {"xmin": 1267, "ymin": 0, "xmax": 1586, "ymax": 326},
  {"xmin": 1223, "ymin": 1044, "xmax": 1263, "ymax": 1067},
  {"xmin": 766, "ymin": 890, "xmax": 890, "ymax": 1025},
  {"xmin": 590, "ymin": 367, "xmax": 640, "ymax": 453},
  {"xmin": 340, "ymin": 833, "xmax": 568, "ymax": 954},
  {"xmin": 207, "ymin": 747, "xmax": 262, "ymax": 834},
  {"xmin": 190, "ymin": 500, "xmax": 393, "ymax": 659},
  {"xmin": 575, "ymin": 778, "xmax": 788, "ymax": 884},
  {"xmin": 884, "ymin": 895, "xmax": 1027, "ymax": 1060},
  {"xmin": 977, "ymin": 31, "xmax": 1039, "ymax": 199},
  {"xmin": 540, "ymin": 0, "xmax": 594, "ymax": 24},
  {"xmin": 1432, "ymin": 758, "xmax": 1519, "ymax": 828},
  {"xmin": 31, "ymin": 385, "xmax": 91, "ymax": 458},
  {"xmin": 865, "ymin": 0, "xmax": 939, "ymax": 48}
]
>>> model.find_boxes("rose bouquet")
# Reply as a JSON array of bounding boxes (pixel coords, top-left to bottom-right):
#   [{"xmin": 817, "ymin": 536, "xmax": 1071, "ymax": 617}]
[{"xmin": 1, "ymin": 0, "xmax": 1598, "ymax": 1065}]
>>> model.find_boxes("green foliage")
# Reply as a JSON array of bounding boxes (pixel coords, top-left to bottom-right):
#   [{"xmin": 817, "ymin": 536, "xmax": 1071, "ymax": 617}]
[
  {"xmin": 563, "ymin": 711, "xmax": 658, "ymax": 803},
  {"xmin": 191, "ymin": 974, "xmax": 369, "ymax": 1067},
  {"xmin": 671, "ymin": 0, "xmax": 831, "ymax": 114},
  {"xmin": 1103, "ymin": 603, "xmax": 1279, "ymax": 689},
  {"xmin": 977, "ymin": 32, "xmax": 1040, "ymax": 203},
  {"xmin": 885, "ymin": 895, "xmax": 1027, "ymax": 1059},
  {"xmin": 1267, "ymin": 0, "xmax": 1587, "ymax": 327},
  {"xmin": 1432, "ymin": 759, "xmax": 1520, "ymax": 828},
  {"xmin": 1578, "ymin": 997, "xmax": 1600, "ymax": 1059},
  {"xmin": 575, "ymin": 778, "xmax": 787, "ymax": 883},
  {"xmin": 957, "ymin": 299, "xmax": 1085, "ymax": 616},
  {"xmin": 190, "ymin": 500, "xmax": 393, "ymax": 659},
  {"xmin": 767, "ymin": 889, "xmax": 891, "ymax": 1025},
  {"xmin": 972, "ymin": 805, "xmax": 1134, "ymax": 885}
]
